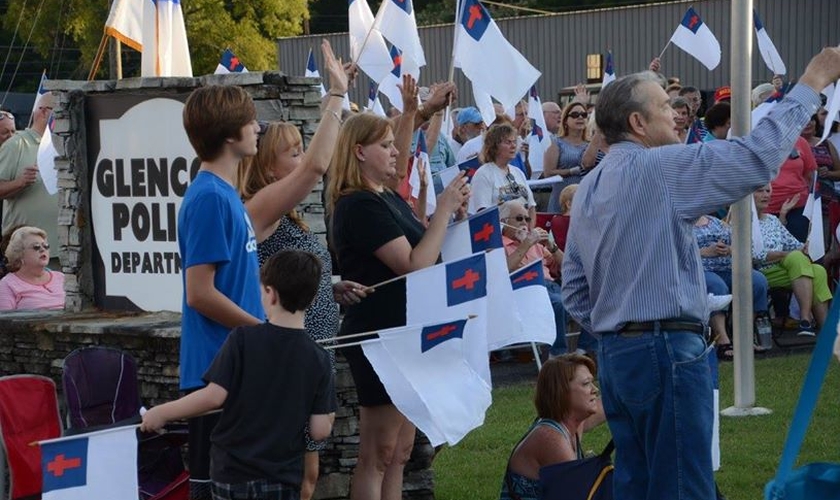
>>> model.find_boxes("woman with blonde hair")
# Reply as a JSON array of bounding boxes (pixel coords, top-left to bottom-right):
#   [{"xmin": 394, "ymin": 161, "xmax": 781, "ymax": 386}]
[
  {"xmin": 328, "ymin": 107, "xmax": 469, "ymax": 500},
  {"xmin": 543, "ymin": 102, "xmax": 601, "ymax": 212},
  {"xmin": 237, "ymin": 39, "xmax": 368, "ymax": 500},
  {"xmin": 0, "ymin": 226, "xmax": 64, "ymax": 310}
]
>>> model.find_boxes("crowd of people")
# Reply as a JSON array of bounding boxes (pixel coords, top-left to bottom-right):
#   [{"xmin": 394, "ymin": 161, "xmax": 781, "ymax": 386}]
[{"xmin": 2, "ymin": 30, "xmax": 840, "ymax": 500}]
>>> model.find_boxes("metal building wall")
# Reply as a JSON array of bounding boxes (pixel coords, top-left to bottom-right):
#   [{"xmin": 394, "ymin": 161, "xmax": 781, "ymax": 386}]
[{"xmin": 277, "ymin": 0, "xmax": 838, "ymax": 109}]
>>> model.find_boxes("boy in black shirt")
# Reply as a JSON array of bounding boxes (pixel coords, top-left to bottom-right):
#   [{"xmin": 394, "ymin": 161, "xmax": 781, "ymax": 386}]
[{"xmin": 142, "ymin": 250, "xmax": 337, "ymax": 500}]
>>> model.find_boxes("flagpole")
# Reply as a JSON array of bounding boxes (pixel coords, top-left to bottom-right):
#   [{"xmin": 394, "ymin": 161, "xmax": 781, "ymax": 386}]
[
  {"xmin": 657, "ymin": 40, "xmax": 671, "ymax": 61},
  {"xmin": 89, "ymin": 33, "xmax": 110, "ymax": 80}
]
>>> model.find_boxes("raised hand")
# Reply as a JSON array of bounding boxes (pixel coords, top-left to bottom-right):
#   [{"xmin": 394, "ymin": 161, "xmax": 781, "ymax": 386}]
[
  {"xmin": 321, "ymin": 39, "xmax": 349, "ymax": 96},
  {"xmin": 398, "ymin": 74, "xmax": 419, "ymax": 114}
]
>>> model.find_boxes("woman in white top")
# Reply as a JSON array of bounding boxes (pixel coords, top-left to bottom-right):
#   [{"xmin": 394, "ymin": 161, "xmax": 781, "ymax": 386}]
[{"xmin": 469, "ymin": 123, "xmax": 536, "ymax": 224}]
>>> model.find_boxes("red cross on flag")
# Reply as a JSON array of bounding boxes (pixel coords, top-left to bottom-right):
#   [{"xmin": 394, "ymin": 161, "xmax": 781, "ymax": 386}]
[
  {"xmin": 669, "ymin": 7, "xmax": 721, "ymax": 70},
  {"xmin": 40, "ymin": 425, "xmax": 138, "ymax": 500}
]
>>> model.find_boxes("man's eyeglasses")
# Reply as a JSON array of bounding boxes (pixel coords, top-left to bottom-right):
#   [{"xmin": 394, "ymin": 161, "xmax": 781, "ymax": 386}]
[
  {"xmin": 568, "ymin": 112, "xmax": 588, "ymax": 119},
  {"xmin": 508, "ymin": 215, "xmax": 532, "ymax": 223},
  {"xmin": 0, "ymin": 111, "xmax": 14, "ymax": 121},
  {"xmin": 29, "ymin": 243, "xmax": 50, "ymax": 252}
]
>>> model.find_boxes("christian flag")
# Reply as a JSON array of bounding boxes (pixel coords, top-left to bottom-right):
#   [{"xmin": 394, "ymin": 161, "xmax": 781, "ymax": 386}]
[
  {"xmin": 349, "ymin": 0, "xmax": 392, "ymax": 83},
  {"xmin": 374, "ymin": 0, "xmax": 426, "ymax": 68},
  {"xmin": 379, "ymin": 43, "xmax": 421, "ymax": 112},
  {"xmin": 304, "ymin": 48, "xmax": 327, "ymax": 98},
  {"xmin": 453, "ymin": 0, "xmax": 540, "ymax": 126},
  {"xmin": 753, "ymin": 9, "xmax": 786, "ymax": 75},
  {"xmin": 440, "ymin": 206, "xmax": 503, "ymax": 261},
  {"xmin": 214, "ymin": 49, "xmax": 248, "ymax": 74},
  {"xmin": 803, "ymin": 172, "xmax": 825, "ymax": 261},
  {"xmin": 361, "ymin": 318, "xmax": 491, "ymax": 446},
  {"xmin": 409, "ymin": 129, "xmax": 436, "ymax": 214},
  {"xmin": 40, "ymin": 425, "xmax": 138, "ymax": 500},
  {"xmin": 527, "ymin": 85, "xmax": 550, "ymax": 178},
  {"xmin": 406, "ymin": 250, "xmax": 523, "ymax": 385},
  {"xmin": 509, "ymin": 260, "xmax": 555, "ymax": 347},
  {"xmin": 669, "ymin": 7, "xmax": 721, "ymax": 70},
  {"xmin": 366, "ymin": 81, "xmax": 386, "ymax": 117},
  {"xmin": 601, "ymin": 51, "xmax": 616, "ymax": 87}
]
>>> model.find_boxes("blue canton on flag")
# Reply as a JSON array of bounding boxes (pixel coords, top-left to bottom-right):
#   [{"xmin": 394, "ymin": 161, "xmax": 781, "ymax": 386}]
[
  {"xmin": 306, "ymin": 49, "xmax": 318, "ymax": 73},
  {"xmin": 420, "ymin": 319, "xmax": 467, "ymax": 353},
  {"xmin": 220, "ymin": 49, "xmax": 245, "ymax": 72},
  {"xmin": 445, "ymin": 253, "xmax": 487, "ymax": 306},
  {"xmin": 42, "ymin": 437, "xmax": 88, "ymax": 493},
  {"xmin": 457, "ymin": 156, "xmax": 482, "ymax": 181},
  {"xmin": 389, "ymin": 45, "xmax": 402, "ymax": 77},
  {"xmin": 460, "ymin": 0, "xmax": 490, "ymax": 41},
  {"xmin": 510, "ymin": 260, "xmax": 544, "ymax": 291},
  {"xmin": 680, "ymin": 7, "xmax": 704, "ymax": 34},
  {"xmin": 468, "ymin": 209, "xmax": 502, "ymax": 254}
]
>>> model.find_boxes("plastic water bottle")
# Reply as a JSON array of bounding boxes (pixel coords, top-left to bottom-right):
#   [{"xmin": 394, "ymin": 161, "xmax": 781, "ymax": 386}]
[{"xmin": 756, "ymin": 317, "xmax": 773, "ymax": 350}]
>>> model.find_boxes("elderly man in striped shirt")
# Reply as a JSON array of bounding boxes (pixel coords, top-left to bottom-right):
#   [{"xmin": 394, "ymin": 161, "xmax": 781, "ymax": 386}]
[{"xmin": 561, "ymin": 48, "xmax": 840, "ymax": 500}]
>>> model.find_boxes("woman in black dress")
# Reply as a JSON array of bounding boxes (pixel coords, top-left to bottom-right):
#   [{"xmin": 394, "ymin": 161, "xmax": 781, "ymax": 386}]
[{"xmin": 327, "ymin": 105, "xmax": 469, "ymax": 499}]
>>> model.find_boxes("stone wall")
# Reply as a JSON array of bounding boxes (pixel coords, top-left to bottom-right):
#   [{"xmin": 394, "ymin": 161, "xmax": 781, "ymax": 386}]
[{"xmin": 0, "ymin": 312, "xmax": 435, "ymax": 499}]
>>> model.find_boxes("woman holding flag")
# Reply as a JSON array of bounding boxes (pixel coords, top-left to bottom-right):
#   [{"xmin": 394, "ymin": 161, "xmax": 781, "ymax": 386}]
[
  {"xmin": 327, "ymin": 74, "xmax": 467, "ymax": 500},
  {"xmin": 238, "ymin": 39, "xmax": 368, "ymax": 500}
]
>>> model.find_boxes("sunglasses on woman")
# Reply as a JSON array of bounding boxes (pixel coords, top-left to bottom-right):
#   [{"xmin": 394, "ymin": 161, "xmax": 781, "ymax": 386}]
[
  {"xmin": 509, "ymin": 215, "xmax": 532, "ymax": 223},
  {"xmin": 30, "ymin": 243, "xmax": 50, "ymax": 252},
  {"xmin": 568, "ymin": 111, "xmax": 588, "ymax": 119}
]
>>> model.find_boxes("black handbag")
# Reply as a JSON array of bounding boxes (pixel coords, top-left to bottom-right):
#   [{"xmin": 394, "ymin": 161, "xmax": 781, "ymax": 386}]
[{"xmin": 538, "ymin": 439, "xmax": 615, "ymax": 500}]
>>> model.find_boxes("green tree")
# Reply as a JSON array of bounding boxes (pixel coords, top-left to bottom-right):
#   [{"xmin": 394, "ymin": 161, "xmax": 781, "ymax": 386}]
[{"xmin": 2, "ymin": 0, "xmax": 309, "ymax": 78}]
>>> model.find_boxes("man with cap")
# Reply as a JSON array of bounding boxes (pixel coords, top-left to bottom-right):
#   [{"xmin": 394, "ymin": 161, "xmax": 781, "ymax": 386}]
[
  {"xmin": 451, "ymin": 106, "xmax": 484, "ymax": 158},
  {"xmin": 713, "ymin": 86, "xmax": 731, "ymax": 104}
]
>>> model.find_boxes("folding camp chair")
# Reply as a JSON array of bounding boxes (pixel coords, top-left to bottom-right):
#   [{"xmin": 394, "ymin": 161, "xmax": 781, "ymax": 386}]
[
  {"xmin": 62, "ymin": 347, "xmax": 187, "ymax": 500},
  {"xmin": 0, "ymin": 375, "xmax": 62, "ymax": 500}
]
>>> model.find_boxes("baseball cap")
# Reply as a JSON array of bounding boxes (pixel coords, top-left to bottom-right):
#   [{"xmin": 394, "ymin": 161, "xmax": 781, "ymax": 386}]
[
  {"xmin": 457, "ymin": 107, "xmax": 482, "ymax": 126},
  {"xmin": 714, "ymin": 86, "xmax": 731, "ymax": 103}
]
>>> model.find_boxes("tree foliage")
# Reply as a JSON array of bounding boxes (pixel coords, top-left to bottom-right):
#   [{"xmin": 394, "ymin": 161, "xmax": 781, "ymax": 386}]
[{"xmin": 2, "ymin": 0, "xmax": 309, "ymax": 78}]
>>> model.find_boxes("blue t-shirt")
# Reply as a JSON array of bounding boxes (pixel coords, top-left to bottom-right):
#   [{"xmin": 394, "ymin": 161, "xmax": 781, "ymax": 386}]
[{"xmin": 178, "ymin": 171, "xmax": 264, "ymax": 390}]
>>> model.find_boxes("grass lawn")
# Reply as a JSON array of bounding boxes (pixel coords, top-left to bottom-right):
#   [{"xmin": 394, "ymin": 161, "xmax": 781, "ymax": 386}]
[{"xmin": 433, "ymin": 352, "xmax": 840, "ymax": 500}]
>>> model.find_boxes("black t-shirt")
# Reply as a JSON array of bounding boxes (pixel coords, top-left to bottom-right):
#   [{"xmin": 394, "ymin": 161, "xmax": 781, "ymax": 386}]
[
  {"xmin": 331, "ymin": 189, "xmax": 426, "ymax": 335},
  {"xmin": 203, "ymin": 323, "xmax": 336, "ymax": 485}
]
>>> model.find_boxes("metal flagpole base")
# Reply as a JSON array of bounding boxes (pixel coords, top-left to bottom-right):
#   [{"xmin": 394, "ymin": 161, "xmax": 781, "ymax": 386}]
[{"xmin": 720, "ymin": 406, "xmax": 773, "ymax": 417}]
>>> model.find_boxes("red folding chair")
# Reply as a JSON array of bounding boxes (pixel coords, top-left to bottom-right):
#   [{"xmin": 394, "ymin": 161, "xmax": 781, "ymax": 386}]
[{"xmin": 0, "ymin": 375, "xmax": 62, "ymax": 500}]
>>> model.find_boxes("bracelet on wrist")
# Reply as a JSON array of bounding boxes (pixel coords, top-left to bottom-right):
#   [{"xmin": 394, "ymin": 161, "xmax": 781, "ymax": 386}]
[{"xmin": 329, "ymin": 92, "xmax": 345, "ymax": 99}]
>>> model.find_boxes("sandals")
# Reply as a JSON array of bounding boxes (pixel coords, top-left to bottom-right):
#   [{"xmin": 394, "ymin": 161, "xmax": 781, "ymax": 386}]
[{"xmin": 716, "ymin": 343, "xmax": 734, "ymax": 361}]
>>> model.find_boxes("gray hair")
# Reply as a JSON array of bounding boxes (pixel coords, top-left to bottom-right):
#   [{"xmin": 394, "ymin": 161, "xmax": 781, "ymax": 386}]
[
  {"xmin": 4, "ymin": 226, "xmax": 47, "ymax": 272},
  {"xmin": 595, "ymin": 71, "xmax": 662, "ymax": 145},
  {"xmin": 498, "ymin": 199, "xmax": 528, "ymax": 220},
  {"xmin": 670, "ymin": 96, "xmax": 690, "ymax": 111}
]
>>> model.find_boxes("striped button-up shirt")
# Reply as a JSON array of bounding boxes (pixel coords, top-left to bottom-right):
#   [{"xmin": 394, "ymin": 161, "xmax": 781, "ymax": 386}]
[{"xmin": 561, "ymin": 84, "xmax": 820, "ymax": 333}]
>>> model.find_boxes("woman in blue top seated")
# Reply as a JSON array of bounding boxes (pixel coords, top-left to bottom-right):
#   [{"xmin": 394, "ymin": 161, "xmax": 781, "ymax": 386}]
[
  {"xmin": 694, "ymin": 214, "xmax": 771, "ymax": 359},
  {"xmin": 499, "ymin": 354, "xmax": 605, "ymax": 500}
]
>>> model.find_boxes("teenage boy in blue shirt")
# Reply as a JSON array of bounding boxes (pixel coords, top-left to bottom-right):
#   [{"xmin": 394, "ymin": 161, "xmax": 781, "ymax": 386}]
[{"xmin": 178, "ymin": 85, "xmax": 265, "ymax": 500}]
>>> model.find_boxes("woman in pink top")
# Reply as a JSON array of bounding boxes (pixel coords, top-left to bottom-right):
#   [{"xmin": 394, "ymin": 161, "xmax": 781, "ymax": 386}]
[
  {"xmin": 500, "ymin": 200, "xmax": 567, "ymax": 356},
  {"xmin": 769, "ymin": 136, "xmax": 817, "ymax": 242},
  {"xmin": 0, "ymin": 226, "xmax": 64, "ymax": 311}
]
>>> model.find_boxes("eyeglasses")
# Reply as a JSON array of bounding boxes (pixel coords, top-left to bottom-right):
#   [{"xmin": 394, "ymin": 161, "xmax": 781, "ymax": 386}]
[
  {"xmin": 29, "ymin": 243, "xmax": 50, "ymax": 252},
  {"xmin": 568, "ymin": 112, "xmax": 588, "ymax": 119},
  {"xmin": 0, "ymin": 111, "xmax": 13, "ymax": 121},
  {"xmin": 39, "ymin": 106, "xmax": 53, "ymax": 112},
  {"xmin": 509, "ymin": 215, "xmax": 532, "ymax": 223}
]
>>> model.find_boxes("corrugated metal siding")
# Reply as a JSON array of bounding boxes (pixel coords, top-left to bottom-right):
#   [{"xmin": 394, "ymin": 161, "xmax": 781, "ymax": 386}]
[{"xmin": 277, "ymin": 0, "xmax": 838, "ymax": 109}]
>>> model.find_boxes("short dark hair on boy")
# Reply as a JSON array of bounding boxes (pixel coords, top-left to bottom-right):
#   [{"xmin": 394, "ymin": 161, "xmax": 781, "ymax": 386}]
[
  {"xmin": 260, "ymin": 250, "xmax": 322, "ymax": 312},
  {"xmin": 183, "ymin": 85, "xmax": 256, "ymax": 162}
]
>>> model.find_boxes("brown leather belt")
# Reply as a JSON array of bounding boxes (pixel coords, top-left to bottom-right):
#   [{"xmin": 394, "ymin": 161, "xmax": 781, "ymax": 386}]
[{"xmin": 619, "ymin": 320, "xmax": 711, "ymax": 343}]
